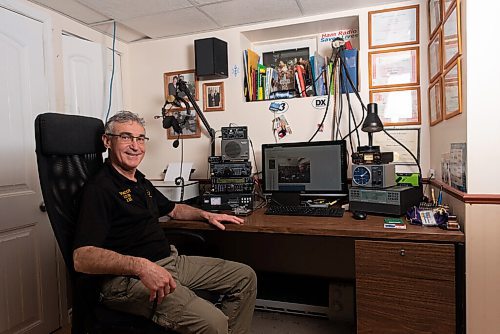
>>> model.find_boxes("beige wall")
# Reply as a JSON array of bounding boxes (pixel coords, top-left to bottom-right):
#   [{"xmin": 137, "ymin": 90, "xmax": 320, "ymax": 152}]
[
  {"xmin": 466, "ymin": 204, "xmax": 500, "ymax": 333},
  {"xmin": 127, "ymin": 0, "xmax": 428, "ymax": 180}
]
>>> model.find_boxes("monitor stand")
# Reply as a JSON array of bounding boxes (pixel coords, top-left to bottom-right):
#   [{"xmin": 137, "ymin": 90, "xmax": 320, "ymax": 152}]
[{"xmin": 271, "ymin": 192, "xmax": 301, "ymax": 206}]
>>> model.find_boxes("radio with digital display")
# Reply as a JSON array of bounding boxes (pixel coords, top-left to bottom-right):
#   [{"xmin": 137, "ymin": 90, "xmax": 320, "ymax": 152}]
[{"xmin": 349, "ymin": 185, "xmax": 422, "ymax": 216}]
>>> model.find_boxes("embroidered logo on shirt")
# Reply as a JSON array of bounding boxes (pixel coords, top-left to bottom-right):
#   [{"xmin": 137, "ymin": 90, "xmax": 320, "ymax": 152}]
[{"xmin": 119, "ymin": 188, "xmax": 133, "ymax": 202}]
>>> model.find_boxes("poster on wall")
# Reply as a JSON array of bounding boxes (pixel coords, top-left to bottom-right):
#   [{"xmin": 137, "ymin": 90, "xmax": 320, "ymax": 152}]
[
  {"xmin": 317, "ymin": 28, "xmax": 359, "ymax": 55},
  {"xmin": 450, "ymin": 142, "xmax": 467, "ymax": 192}
]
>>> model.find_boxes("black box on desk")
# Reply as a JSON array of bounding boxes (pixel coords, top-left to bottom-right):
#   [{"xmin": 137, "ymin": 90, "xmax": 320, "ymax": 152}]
[
  {"xmin": 201, "ymin": 193, "xmax": 253, "ymax": 211},
  {"xmin": 349, "ymin": 185, "xmax": 422, "ymax": 216}
]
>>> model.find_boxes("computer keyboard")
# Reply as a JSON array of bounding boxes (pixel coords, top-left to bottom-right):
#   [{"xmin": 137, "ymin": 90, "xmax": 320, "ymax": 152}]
[{"xmin": 265, "ymin": 205, "xmax": 345, "ymax": 217}]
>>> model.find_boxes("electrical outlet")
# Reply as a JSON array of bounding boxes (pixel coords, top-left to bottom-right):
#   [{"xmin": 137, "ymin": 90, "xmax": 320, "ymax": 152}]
[{"xmin": 429, "ymin": 169, "xmax": 435, "ymax": 178}]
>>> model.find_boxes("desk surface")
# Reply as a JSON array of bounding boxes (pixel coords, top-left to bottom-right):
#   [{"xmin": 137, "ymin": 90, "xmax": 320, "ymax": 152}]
[{"xmin": 162, "ymin": 208, "xmax": 464, "ymax": 243}]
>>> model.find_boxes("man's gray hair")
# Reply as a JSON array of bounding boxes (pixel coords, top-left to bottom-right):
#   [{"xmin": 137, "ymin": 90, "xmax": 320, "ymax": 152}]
[{"xmin": 105, "ymin": 111, "xmax": 146, "ymax": 134}]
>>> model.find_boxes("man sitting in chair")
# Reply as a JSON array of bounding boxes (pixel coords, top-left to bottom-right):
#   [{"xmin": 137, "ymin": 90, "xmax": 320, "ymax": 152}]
[{"xmin": 73, "ymin": 111, "xmax": 257, "ymax": 334}]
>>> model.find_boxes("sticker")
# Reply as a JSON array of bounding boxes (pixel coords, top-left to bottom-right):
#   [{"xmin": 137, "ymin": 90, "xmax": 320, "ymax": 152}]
[
  {"xmin": 268, "ymin": 101, "xmax": 289, "ymax": 113},
  {"xmin": 273, "ymin": 115, "xmax": 292, "ymax": 139},
  {"xmin": 311, "ymin": 97, "xmax": 328, "ymax": 109}
]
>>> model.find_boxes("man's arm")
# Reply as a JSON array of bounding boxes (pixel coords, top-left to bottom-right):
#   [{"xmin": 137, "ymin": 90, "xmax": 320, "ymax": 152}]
[
  {"xmin": 168, "ymin": 204, "xmax": 244, "ymax": 230},
  {"xmin": 73, "ymin": 246, "xmax": 176, "ymax": 303}
]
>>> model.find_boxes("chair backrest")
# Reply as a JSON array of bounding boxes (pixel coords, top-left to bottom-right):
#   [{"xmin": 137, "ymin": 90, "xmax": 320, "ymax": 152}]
[{"xmin": 35, "ymin": 112, "xmax": 105, "ymax": 273}]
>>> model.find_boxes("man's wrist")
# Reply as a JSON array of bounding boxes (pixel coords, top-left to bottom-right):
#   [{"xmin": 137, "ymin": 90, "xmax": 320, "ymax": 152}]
[{"xmin": 201, "ymin": 211, "xmax": 212, "ymax": 222}]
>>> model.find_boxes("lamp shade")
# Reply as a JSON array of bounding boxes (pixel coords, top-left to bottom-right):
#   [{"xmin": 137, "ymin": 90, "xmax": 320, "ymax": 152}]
[{"xmin": 362, "ymin": 103, "xmax": 384, "ymax": 133}]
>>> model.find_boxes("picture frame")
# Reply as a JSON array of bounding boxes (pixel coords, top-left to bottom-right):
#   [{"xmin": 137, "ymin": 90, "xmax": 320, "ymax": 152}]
[
  {"xmin": 443, "ymin": 57, "xmax": 462, "ymax": 120},
  {"xmin": 203, "ymin": 82, "xmax": 225, "ymax": 112},
  {"xmin": 368, "ymin": 5, "xmax": 419, "ymax": 49},
  {"xmin": 428, "ymin": 77, "xmax": 443, "ymax": 126},
  {"xmin": 163, "ymin": 70, "xmax": 199, "ymax": 111},
  {"xmin": 428, "ymin": 0, "xmax": 442, "ymax": 38},
  {"xmin": 443, "ymin": 3, "xmax": 461, "ymax": 68},
  {"xmin": 370, "ymin": 87, "xmax": 421, "ymax": 126},
  {"xmin": 165, "ymin": 109, "xmax": 201, "ymax": 140},
  {"xmin": 443, "ymin": 0, "xmax": 455, "ymax": 17},
  {"xmin": 373, "ymin": 127, "xmax": 421, "ymax": 164},
  {"xmin": 369, "ymin": 47, "xmax": 419, "ymax": 89},
  {"xmin": 428, "ymin": 28, "xmax": 442, "ymax": 82}
]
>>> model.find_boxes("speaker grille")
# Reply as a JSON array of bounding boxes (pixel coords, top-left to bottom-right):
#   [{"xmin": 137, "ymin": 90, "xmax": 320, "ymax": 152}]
[
  {"xmin": 221, "ymin": 139, "xmax": 249, "ymax": 161},
  {"xmin": 225, "ymin": 141, "xmax": 241, "ymax": 158}
]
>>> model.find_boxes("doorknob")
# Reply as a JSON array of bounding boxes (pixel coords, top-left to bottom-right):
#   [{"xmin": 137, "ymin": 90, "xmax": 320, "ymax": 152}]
[{"xmin": 39, "ymin": 202, "xmax": 46, "ymax": 212}]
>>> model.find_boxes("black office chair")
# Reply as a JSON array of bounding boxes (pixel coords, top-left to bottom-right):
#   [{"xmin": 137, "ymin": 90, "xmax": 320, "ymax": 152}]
[{"xmin": 34, "ymin": 113, "xmax": 171, "ymax": 334}]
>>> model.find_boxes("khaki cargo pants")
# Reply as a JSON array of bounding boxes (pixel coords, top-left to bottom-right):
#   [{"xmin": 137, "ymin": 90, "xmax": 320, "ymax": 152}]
[{"xmin": 101, "ymin": 246, "xmax": 257, "ymax": 334}]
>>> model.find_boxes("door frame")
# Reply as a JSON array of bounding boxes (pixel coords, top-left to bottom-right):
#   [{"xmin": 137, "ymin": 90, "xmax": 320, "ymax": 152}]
[{"xmin": 0, "ymin": 0, "xmax": 65, "ymax": 328}]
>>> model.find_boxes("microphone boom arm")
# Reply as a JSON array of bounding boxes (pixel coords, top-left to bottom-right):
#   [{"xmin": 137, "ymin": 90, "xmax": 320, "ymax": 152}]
[{"xmin": 177, "ymin": 79, "xmax": 216, "ymax": 156}]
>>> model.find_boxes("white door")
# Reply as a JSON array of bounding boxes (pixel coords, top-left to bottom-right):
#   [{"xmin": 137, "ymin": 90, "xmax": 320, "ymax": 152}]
[
  {"xmin": 63, "ymin": 34, "xmax": 123, "ymax": 121},
  {"xmin": 0, "ymin": 6, "xmax": 60, "ymax": 334}
]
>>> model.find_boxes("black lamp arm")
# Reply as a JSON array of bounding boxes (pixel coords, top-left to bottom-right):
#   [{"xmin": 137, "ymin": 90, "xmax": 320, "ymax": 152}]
[{"xmin": 176, "ymin": 79, "xmax": 216, "ymax": 156}]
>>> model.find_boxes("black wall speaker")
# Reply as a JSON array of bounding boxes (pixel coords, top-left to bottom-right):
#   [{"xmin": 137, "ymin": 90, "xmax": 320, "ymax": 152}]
[
  {"xmin": 195, "ymin": 37, "xmax": 228, "ymax": 80},
  {"xmin": 221, "ymin": 139, "xmax": 249, "ymax": 161}
]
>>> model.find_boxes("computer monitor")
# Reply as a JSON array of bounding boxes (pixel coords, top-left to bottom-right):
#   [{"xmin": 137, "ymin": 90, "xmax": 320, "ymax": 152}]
[{"xmin": 262, "ymin": 140, "xmax": 348, "ymax": 198}]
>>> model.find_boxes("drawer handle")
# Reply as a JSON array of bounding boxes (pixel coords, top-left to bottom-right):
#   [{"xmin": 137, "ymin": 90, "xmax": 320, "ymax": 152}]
[{"xmin": 400, "ymin": 249, "xmax": 405, "ymax": 256}]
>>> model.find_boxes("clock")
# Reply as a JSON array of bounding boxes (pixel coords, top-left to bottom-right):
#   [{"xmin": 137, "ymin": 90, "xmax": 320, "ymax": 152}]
[
  {"xmin": 351, "ymin": 164, "xmax": 397, "ymax": 188},
  {"xmin": 352, "ymin": 165, "xmax": 371, "ymax": 186}
]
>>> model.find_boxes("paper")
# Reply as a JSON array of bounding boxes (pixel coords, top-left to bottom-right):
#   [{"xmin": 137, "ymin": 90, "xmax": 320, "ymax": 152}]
[{"xmin": 164, "ymin": 162, "xmax": 193, "ymax": 182}]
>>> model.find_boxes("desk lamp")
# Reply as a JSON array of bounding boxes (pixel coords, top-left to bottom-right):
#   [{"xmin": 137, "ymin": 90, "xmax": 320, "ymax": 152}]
[{"xmin": 358, "ymin": 103, "xmax": 384, "ymax": 154}]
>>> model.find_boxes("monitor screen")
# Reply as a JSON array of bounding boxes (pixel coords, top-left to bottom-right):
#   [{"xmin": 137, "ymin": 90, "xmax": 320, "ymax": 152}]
[{"xmin": 262, "ymin": 140, "xmax": 348, "ymax": 196}]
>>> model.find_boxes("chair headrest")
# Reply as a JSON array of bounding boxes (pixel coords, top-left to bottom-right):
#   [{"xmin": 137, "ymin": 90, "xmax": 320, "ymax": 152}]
[{"xmin": 37, "ymin": 113, "xmax": 105, "ymax": 155}]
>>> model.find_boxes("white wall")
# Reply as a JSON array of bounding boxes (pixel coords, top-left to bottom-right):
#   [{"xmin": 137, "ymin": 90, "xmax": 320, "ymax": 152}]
[
  {"xmin": 127, "ymin": 0, "xmax": 428, "ymax": 180},
  {"xmin": 465, "ymin": 0, "xmax": 500, "ymax": 194}
]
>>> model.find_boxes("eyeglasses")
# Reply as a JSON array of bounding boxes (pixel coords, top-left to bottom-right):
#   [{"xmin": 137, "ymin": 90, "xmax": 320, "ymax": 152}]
[{"xmin": 106, "ymin": 133, "xmax": 149, "ymax": 144}]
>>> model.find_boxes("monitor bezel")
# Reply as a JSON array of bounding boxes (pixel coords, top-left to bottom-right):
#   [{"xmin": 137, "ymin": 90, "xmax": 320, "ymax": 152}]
[{"xmin": 261, "ymin": 140, "xmax": 349, "ymax": 196}]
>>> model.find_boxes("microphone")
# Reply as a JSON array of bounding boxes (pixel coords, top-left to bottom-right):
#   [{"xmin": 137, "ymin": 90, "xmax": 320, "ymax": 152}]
[{"xmin": 166, "ymin": 95, "xmax": 183, "ymax": 108}]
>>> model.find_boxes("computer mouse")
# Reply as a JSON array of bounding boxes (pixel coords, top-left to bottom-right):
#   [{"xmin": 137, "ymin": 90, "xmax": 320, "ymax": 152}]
[{"xmin": 352, "ymin": 211, "xmax": 367, "ymax": 220}]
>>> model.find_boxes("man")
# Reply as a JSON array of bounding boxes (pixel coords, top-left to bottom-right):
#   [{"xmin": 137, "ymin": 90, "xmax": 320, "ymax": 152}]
[{"xmin": 73, "ymin": 111, "xmax": 257, "ymax": 334}]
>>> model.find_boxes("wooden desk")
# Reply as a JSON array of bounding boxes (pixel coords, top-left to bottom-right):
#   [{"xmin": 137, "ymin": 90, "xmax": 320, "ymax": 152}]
[{"xmin": 162, "ymin": 208, "xmax": 465, "ymax": 334}]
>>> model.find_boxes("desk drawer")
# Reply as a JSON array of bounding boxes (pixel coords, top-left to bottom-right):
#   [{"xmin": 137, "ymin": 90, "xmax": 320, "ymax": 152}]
[{"xmin": 355, "ymin": 240, "xmax": 455, "ymax": 334}]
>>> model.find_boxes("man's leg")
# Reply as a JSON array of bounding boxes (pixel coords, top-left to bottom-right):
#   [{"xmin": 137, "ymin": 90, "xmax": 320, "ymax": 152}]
[
  {"xmin": 174, "ymin": 253, "xmax": 257, "ymax": 334},
  {"xmin": 101, "ymin": 256, "xmax": 230, "ymax": 334}
]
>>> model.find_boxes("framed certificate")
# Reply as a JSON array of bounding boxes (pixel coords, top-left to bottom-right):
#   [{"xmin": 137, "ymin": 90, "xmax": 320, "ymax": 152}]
[
  {"xmin": 428, "ymin": 28, "xmax": 442, "ymax": 82},
  {"xmin": 443, "ymin": 3, "xmax": 461, "ymax": 68},
  {"xmin": 370, "ymin": 87, "xmax": 421, "ymax": 126},
  {"xmin": 428, "ymin": 0, "xmax": 442, "ymax": 38},
  {"xmin": 368, "ymin": 5, "xmax": 419, "ymax": 49},
  {"xmin": 443, "ymin": 58, "xmax": 462, "ymax": 120},
  {"xmin": 428, "ymin": 77, "xmax": 443, "ymax": 126},
  {"xmin": 369, "ymin": 47, "xmax": 419, "ymax": 89},
  {"xmin": 443, "ymin": 0, "xmax": 455, "ymax": 17},
  {"xmin": 373, "ymin": 128, "xmax": 421, "ymax": 165}
]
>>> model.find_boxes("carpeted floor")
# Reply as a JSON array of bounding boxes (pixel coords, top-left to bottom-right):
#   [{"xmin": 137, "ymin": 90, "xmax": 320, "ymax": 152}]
[{"xmin": 251, "ymin": 311, "xmax": 354, "ymax": 334}]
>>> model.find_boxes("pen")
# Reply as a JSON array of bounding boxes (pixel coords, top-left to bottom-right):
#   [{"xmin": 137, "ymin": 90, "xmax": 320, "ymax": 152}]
[
  {"xmin": 437, "ymin": 186, "xmax": 443, "ymax": 206},
  {"xmin": 431, "ymin": 188, "xmax": 436, "ymax": 205}
]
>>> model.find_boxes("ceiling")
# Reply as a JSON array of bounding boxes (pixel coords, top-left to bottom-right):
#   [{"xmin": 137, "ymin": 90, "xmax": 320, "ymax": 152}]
[{"xmin": 29, "ymin": 0, "xmax": 403, "ymax": 43}]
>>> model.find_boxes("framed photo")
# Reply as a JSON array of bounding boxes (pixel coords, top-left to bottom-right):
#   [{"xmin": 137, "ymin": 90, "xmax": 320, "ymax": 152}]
[
  {"xmin": 373, "ymin": 127, "xmax": 421, "ymax": 164},
  {"xmin": 443, "ymin": 58, "xmax": 462, "ymax": 120},
  {"xmin": 443, "ymin": 3, "xmax": 461, "ymax": 68},
  {"xmin": 163, "ymin": 70, "xmax": 199, "ymax": 110},
  {"xmin": 368, "ymin": 5, "xmax": 419, "ymax": 49},
  {"xmin": 443, "ymin": 0, "xmax": 455, "ymax": 17},
  {"xmin": 203, "ymin": 82, "xmax": 225, "ymax": 112},
  {"xmin": 370, "ymin": 87, "xmax": 421, "ymax": 126},
  {"xmin": 428, "ymin": 28, "xmax": 442, "ymax": 82},
  {"xmin": 428, "ymin": 77, "xmax": 443, "ymax": 126},
  {"xmin": 428, "ymin": 0, "xmax": 442, "ymax": 38},
  {"xmin": 166, "ymin": 109, "xmax": 201, "ymax": 139},
  {"xmin": 369, "ymin": 47, "xmax": 419, "ymax": 89}
]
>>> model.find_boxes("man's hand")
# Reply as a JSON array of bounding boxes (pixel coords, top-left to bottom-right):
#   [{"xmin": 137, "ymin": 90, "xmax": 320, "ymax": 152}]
[
  {"xmin": 205, "ymin": 212, "xmax": 244, "ymax": 230},
  {"xmin": 136, "ymin": 258, "xmax": 177, "ymax": 304}
]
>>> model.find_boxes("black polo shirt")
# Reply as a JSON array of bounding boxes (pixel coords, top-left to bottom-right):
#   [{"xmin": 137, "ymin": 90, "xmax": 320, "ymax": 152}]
[{"xmin": 73, "ymin": 160, "xmax": 175, "ymax": 262}]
